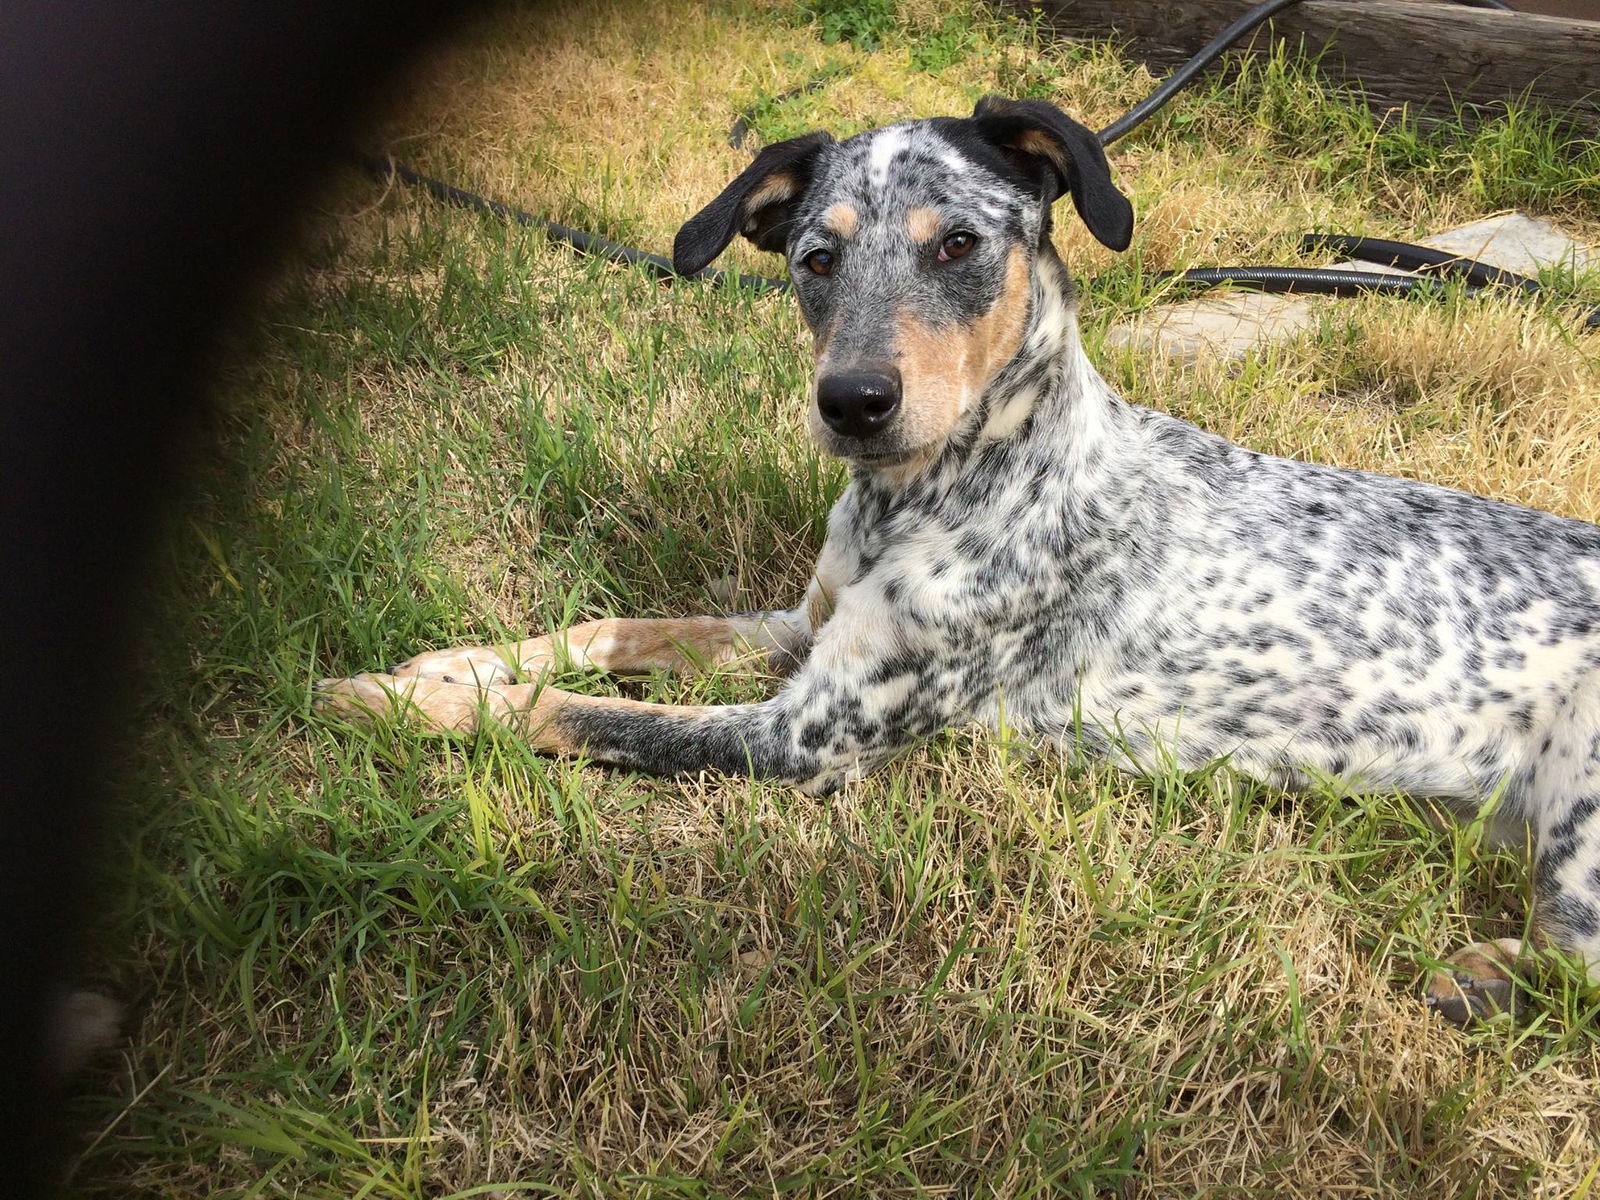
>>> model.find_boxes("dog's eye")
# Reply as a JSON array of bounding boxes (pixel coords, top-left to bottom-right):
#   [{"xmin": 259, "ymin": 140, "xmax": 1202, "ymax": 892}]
[
  {"xmin": 803, "ymin": 249, "xmax": 836, "ymax": 276},
  {"xmin": 938, "ymin": 232, "xmax": 977, "ymax": 262}
]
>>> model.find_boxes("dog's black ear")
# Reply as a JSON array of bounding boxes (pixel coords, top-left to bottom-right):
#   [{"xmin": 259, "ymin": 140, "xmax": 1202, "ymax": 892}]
[
  {"xmin": 970, "ymin": 96, "xmax": 1133, "ymax": 252},
  {"xmin": 673, "ymin": 131, "xmax": 833, "ymax": 275}
]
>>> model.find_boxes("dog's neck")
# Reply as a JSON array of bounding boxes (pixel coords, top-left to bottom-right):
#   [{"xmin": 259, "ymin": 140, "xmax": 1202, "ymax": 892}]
[{"xmin": 852, "ymin": 238, "xmax": 1130, "ymax": 498}]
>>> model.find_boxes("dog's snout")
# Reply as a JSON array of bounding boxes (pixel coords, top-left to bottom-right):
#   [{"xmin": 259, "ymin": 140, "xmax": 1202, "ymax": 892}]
[{"xmin": 816, "ymin": 367, "xmax": 902, "ymax": 439}]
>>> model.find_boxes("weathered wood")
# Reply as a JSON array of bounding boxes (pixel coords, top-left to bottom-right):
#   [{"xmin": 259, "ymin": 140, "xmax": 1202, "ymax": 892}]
[{"xmin": 1013, "ymin": 0, "xmax": 1600, "ymax": 134}]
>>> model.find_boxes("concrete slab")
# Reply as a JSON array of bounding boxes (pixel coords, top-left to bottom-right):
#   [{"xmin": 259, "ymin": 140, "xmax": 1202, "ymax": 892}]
[
  {"xmin": 1104, "ymin": 212, "xmax": 1596, "ymax": 365},
  {"xmin": 1421, "ymin": 213, "xmax": 1597, "ymax": 276},
  {"xmin": 1103, "ymin": 291, "xmax": 1321, "ymax": 363}
]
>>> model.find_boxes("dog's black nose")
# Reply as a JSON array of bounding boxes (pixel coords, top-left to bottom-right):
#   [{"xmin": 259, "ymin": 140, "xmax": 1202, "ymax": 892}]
[{"xmin": 816, "ymin": 367, "xmax": 902, "ymax": 439}]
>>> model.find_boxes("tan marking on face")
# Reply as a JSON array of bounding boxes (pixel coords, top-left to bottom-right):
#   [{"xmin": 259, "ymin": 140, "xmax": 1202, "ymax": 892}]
[
  {"xmin": 823, "ymin": 203, "xmax": 859, "ymax": 238},
  {"xmin": 904, "ymin": 206, "xmax": 941, "ymax": 242},
  {"xmin": 968, "ymin": 244, "xmax": 1033, "ymax": 395},
  {"xmin": 887, "ymin": 245, "xmax": 1032, "ymax": 458},
  {"xmin": 891, "ymin": 313, "xmax": 966, "ymax": 452},
  {"xmin": 745, "ymin": 172, "xmax": 798, "ymax": 214}
]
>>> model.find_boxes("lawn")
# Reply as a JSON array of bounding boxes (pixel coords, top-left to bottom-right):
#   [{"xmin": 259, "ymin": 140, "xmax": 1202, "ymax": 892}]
[{"xmin": 71, "ymin": 0, "xmax": 1600, "ymax": 1195}]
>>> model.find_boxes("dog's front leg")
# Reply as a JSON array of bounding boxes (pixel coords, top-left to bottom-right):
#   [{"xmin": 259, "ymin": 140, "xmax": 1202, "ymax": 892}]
[
  {"xmin": 317, "ymin": 591, "xmax": 935, "ymax": 793},
  {"xmin": 387, "ymin": 609, "xmax": 815, "ymax": 687},
  {"xmin": 383, "ymin": 539, "xmax": 852, "ymax": 686},
  {"xmin": 314, "ymin": 675, "xmax": 886, "ymax": 793}
]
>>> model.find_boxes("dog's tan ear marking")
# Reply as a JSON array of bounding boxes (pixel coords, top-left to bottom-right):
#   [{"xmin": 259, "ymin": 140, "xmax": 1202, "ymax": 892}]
[
  {"xmin": 745, "ymin": 172, "xmax": 800, "ymax": 215},
  {"xmin": 673, "ymin": 131, "xmax": 834, "ymax": 275},
  {"xmin": 1013, "ymin": 129, "xmax": 1066, "ymax": 174}
]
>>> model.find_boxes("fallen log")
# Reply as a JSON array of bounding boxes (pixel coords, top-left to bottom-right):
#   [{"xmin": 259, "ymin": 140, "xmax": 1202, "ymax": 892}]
[{"xmin": 1013, "ymin": 0, "xmax": 1600, "ymax": 135}]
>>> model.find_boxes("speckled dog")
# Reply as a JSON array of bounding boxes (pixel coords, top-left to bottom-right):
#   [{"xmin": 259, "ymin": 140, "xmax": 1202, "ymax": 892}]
[{"xmin": 319, "ymin": 98, "xmax": 1600, "ymax": 1021}]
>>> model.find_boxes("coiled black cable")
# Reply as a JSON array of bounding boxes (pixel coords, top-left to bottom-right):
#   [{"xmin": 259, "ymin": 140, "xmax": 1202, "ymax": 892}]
[
  {"xmin": 1160, "ymin": 266, "xmax": 1469, "ymax": 296},
  {"xmin": 1171, "ymin": 237, "xmax": 1600, "ymax": 328}
]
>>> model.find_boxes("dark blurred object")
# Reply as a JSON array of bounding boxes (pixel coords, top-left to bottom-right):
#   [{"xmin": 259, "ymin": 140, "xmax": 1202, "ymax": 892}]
[{"xmin": 0, "ymin": 1, "xmax": 482, "ymax": 1189}]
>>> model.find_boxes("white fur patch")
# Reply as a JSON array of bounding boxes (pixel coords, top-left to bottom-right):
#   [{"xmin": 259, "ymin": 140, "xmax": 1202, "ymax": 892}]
[{"xmin": 868, "ymin": 127, "xmax": 908, "ymax": 188}]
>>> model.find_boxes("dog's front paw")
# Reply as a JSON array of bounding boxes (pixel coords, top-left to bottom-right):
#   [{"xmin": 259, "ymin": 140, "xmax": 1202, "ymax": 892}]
[
  {"xmin": 1424, "ymin": 937, "xmax": 1524, "ymax": 1024},
  {"xmin": 389, "ymin": 646, "xmax": 521, "ymax": 686},
  {"xmin": 314, "ymin": 672, "xmax": 491, "ymax": 734}
]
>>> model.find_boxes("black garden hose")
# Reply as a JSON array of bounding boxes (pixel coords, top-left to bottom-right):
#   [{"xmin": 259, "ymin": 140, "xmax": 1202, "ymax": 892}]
[
  {"xmin": 354, "ymin": 0, "xmax": 1600, "ymax": 330},
  {"xmin": 1158, "ymin": 266, "xmax": 1474, "ymax": 297},
  {"xmin": 1301, "ymin": 232, "xmax": 1545, "ymax": 295},
  {"xmin": 1163, "ymin": 241, "xmax": 1600, "ymax": 328},
  {"xmin": 353, "ymin": 154, "xmax": 788, "ymax": 294},
  {"xmin": 1157, "ymin": 262, "xmax": 1600, "ymax": 328},
  {"xmin": 1095, "ymin": 0, "xmax": 1308, "ymax": 146},
  {"xmin": 1086, "ymin": 0, "xmax": 1600, "ymax": 326}
]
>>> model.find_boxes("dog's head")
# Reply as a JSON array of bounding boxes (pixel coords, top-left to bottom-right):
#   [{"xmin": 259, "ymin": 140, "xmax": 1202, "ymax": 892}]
[{"xmin": 674, "ymin": 97, "xmax": 1132, "ymax": 466}]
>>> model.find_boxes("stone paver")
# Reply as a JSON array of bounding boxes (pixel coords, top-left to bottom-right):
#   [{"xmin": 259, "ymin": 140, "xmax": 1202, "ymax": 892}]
[{"xmin": 1104, "ymin": 213, "xmax": 1596, "ymax": 364}]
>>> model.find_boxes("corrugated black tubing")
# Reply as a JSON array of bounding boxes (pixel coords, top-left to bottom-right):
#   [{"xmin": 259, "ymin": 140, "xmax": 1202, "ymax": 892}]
[
  {"xmin": 1299, "ymin": 235, "xmax": 1600, "ymax": 326},
  {"xmin": 1302, "ymin": 233, "xmax": 1543, "ymax": 293},
  {"xmin": 1158, "ymin": 266, "xmax": 1469, "ymax": 296},
  {"xmin": 1156, "ymin": 264, "xmax": 1598, "ymax": 327}
]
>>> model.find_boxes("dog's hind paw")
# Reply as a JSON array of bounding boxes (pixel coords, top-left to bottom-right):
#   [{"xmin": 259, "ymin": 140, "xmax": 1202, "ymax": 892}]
[{"xmin": 1424, "ymin": 937, "xmax": 1524, "ymax": 1024}]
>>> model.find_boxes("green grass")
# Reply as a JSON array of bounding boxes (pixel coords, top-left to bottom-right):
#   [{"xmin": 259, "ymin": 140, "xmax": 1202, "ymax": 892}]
[{"xmin": 69, "ymin": 0, "xmax": 1600, "ymax": 1195}]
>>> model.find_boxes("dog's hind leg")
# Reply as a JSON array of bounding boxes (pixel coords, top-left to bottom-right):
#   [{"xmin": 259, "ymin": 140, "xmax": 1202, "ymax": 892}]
[
  {"xmin": 1427, "ymin": 713, "xmax": 1600, "ymax": 1024},
  {"xmin": 1528, "ymin": 748, "xmax": 1600, "ymax": 981},
  {"xmin": 387, "ymin": 609, "xmax": 815, "ymax": 687},
  {"xmin": 1524, "ymin": 712, "xmax": 1600, "ymax": 997}
]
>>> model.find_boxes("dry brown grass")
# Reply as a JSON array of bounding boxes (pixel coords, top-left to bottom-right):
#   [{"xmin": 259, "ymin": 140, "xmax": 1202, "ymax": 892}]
[{"xmin": 1106, "ymin": 295, "xmax": 1600, "ymax": 523}]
